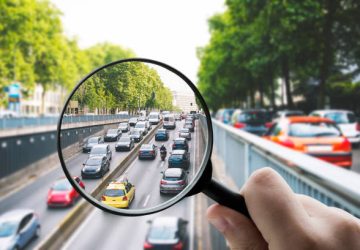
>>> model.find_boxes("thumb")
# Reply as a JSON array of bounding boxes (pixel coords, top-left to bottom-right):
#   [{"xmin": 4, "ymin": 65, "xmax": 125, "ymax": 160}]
[{"xmin": 207, "ymin": 204, "xmax": 268, "ymax": 250}]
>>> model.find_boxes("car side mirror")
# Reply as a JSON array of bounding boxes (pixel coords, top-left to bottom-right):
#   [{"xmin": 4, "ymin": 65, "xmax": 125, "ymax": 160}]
[
  {"xmin": 160, "ymin": 171, "xmax": 164, "ymax": 174},
  {"xmin": 82, "ymin": 163, "xmax": 85, "ymax": 166}
]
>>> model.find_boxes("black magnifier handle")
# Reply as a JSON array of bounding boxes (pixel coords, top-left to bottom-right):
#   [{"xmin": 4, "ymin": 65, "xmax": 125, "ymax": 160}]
[{"xmin": 203, "ymin": 178, "xmax": 251, "ymax": 219}]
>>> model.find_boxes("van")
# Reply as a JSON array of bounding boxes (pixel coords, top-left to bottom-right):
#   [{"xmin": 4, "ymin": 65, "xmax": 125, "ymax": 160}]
[
  {"xmin": 163, "ymin": 114, "xmax": 176, "ymax": 129},
  {"xmin": 149, "ymin": 112, "xmax": 160, "ymax": 125}
]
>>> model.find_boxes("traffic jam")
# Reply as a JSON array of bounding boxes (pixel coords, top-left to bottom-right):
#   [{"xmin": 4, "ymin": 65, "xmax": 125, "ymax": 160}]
[{"xmin": 215, "ymin": 108, "xmax": 360, "ymax": 170}]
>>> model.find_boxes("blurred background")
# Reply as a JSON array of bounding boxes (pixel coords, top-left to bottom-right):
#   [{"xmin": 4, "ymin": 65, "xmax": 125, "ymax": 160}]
[{"xmin": 1, "ymin": 0, "xmax": 360, "ymax": 250}]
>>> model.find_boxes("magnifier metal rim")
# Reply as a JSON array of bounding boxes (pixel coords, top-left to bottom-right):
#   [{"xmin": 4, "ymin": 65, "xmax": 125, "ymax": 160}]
[{"xmin": 57, "ymin": 58, "xmax": 213, "ymax": 216}]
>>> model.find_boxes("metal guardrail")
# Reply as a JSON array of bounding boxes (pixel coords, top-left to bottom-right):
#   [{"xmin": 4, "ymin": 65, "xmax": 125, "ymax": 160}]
[
  {"xmin": 212, "ymin": 119, "xmax": 360, "ymax": 218},
  {"xmin": 0, "ymin": 114, "xmax": 130, "ymax": 129}
]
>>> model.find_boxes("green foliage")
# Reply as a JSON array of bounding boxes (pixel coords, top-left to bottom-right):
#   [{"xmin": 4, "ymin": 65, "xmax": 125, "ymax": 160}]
[
  {"xmin": 73, "ymin": 62, "xmax": 173, "ymax": 113},
  {"xmin": 198, "ymin": 0, "xmax": 360, "ymax": 111}
]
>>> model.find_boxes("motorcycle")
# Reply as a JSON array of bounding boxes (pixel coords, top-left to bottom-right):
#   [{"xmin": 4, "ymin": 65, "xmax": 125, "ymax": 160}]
[{"xmin": 160, "ymin": 149, "xmax": 167, "ymax": 161}]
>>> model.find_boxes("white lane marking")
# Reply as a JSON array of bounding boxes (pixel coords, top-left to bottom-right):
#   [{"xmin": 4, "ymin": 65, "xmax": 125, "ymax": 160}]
[
  {"xmin": 61, "ymin": 208, "xmax": 97, "ymax": 250},
  {"xmin": 143, "ymin": 194, "xmax": 151, "ymax": 207}
]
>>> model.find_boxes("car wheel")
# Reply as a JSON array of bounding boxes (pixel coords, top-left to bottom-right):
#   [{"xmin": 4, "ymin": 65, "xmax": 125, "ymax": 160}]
[{"xmin": 35, "ymin": 225, "xmax": 41, "ymax": 238}]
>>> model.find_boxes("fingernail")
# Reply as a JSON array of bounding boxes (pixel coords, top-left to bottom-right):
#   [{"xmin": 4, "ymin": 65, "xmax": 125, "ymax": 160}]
[{"xmin": 209, "ymin": 217, "xmax": 229, "ymax": 233}]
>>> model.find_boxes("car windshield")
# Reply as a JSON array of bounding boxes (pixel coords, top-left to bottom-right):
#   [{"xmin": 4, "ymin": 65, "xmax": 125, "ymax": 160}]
[
  {"xmin": 53, "ymin": 179, "xmax": 72, "ymax": 191},
  {"xmin": 180, "ymin": 129, "xmax": 189, "ymax": 133},
  {"xmin": 130, "ymin": 130, "xmax": 140, "ymax": 135},
  {"xmin": 135, "ymin": 123, "xmax": 145, "ymax": 128},
  {"xmin": 149, "ymin": 114, "xmax": 158, "ymax": 119},
  {"xmin": 285, "ymin": 112, "xmax": 304, "ymax": 117},
  {"xmin": 324, "ymin": 112, "xmax": 356, "ymax": 124},
  {"xmin": 164, "ymin": 176, "xmax": 181, "ymax": 181},
  {"xmin": 88, "ymin": 138, "xmax": 98, "ymax": 143},
  {"xmin": 174, "ymin": 140, "xmax": 185, "ymax": 145},
  {"xmin": 0, "ymin": 221, "xmax": 18, "ymax": 237},
  {"xmin": 238, "ymin": 112, "xmax": 266, "ymax": 123},
  {"xmin": 164, "ymin": 117, "xmax": 174, "ymax": 122},
  {"xmin": 90, "ymin": 147, "xmax": 106, "ymax": 154},
  {"xmin": 141, "ymin": 145, "xmax": 152, "ymax": 150},
  {"xmin": 85, "ymin": 158, "xmax": 102, "ymax": 166},
  {"xmin": 148, "ymin": 226, "xmax": 177, "ymax": 240},
  {"xmin": 119, "ymin": 137, "xmax": 130, "ymax": 142},
  {"xmin": 107, "ymin": 129, "xmax": 117, "ymax": 134},
  {"xmin": 289, "ymin": 122, "xmax": 341, "ymax": 137},
  {"xmin": 104, "ymin": 189, "xmax": 125, "ymax": 197},
  {"xmin": 170, "ymin": 154, "xmax": 183, "ymax": 160}
]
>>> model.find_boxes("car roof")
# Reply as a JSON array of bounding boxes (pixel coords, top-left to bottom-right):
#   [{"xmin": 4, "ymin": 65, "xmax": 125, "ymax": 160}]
[
  {"xmin": 92, "ymin": 144, "xmax": 108, "ymax": 149},
  {"xmin": 151, "ymin": 217, "xmax": 179, "ymax": 227},
  {"xmin": 87, "ymin": 155, "xmax": 104, "ymax": 160},
  {"xmin": 136, "ymin": 121, "xmax": 146, "ymax": 124},
  {"xmin": 88, "ymin": 136, "xmax": 100, "ymax": 140},
  {"xmin": 164, "ymin": 168, "xmax": 183, "ymax": 177},
  {"xmin": 157, "ymin": 129, "xmax": 166, "ymax": 132},
  {"xmin": 0, "ymin": 209, "xmax": 34, "ymax": 222},
  {"xmin": 174, "ymin": 137, "xmax": 186, "ymax": 142},
  {"xmin": 172, "ymin": 149, "xmax": 186, "ymax": 154},
  {"xmin": 286, "ymin": 116, "xmax": 334, "ymax": 123},
  {"xmin": 140, "ymin": 144, "xmax": 153, "ymax": 148},
  {"xmin": 106, "ymin": 182, "xmax": 126, "ymax": 190}
]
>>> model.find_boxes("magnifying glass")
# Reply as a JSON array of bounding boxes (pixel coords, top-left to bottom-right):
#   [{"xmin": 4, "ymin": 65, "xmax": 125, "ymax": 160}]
[{"xmin": 58, "ymin": 58, "xmax": 250, "ymax": 218}]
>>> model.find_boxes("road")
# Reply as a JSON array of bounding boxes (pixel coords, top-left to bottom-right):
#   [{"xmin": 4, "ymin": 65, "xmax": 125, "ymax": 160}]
[
  {"xmin": 352, "ymin": 147, "xmax": 360, "ymax": 173},
  {"xmin": 61, "ymin": 119, "xmax": 203, "ymax": 249},
  {"xmin": 0, "ymin": 118, "xmax": 203, "ymax": 250}
]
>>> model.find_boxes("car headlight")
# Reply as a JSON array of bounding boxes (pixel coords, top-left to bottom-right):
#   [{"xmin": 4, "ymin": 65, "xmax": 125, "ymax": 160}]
[
  {"xmin": 65, "ymin": 194, "xmax": 71, "ymax": 202},
  {"xmin": 96, "ymin": 167, "xmax": 101, "ymax": 172}
]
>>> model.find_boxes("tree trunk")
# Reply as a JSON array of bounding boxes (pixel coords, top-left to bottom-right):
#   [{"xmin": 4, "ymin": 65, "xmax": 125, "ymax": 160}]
[
  {"xmin": 318, "ymin": 0, "xmax": 336, "ymax": 109},
  {"xmin": 269, "ymin": 68, "xmax": 276, "ymax": 110},
  {"xmin": 282, "ymin": 56, "xmax": 293, "ymax": 109},
  {"xmin": 41, "ymin": 85, "xmax": 46, "ymax": 115},
  {"xmin": 258, "ymin": 79, "xmax": 264, "ymax": 108}
]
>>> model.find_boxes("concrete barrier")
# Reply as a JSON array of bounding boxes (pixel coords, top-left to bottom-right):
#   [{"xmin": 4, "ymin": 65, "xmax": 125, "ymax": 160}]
[{"xmin": 35, "ymin": 122, "xmax": 162, "ymax": 250}]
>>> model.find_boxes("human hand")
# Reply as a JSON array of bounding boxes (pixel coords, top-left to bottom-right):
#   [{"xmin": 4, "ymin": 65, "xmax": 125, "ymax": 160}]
[{"xmin": 207, "ymin": 167, "xmax": 360, "ymax": 250}]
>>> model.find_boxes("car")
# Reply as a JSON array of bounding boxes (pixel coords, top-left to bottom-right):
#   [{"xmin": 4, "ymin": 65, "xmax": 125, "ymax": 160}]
[
  {"xmin": 101, "ymin": 178, "xmax": 135, "ymax": 209},
  {"xmin": 160, "ymin": 168, "xmax": 188, "ymax": 194},
  {"xmin": 0, "ymin": 209, "xmax": 40, "ymax": 250},
  {"xmin": 82, "ymin": 136, "xmax": 103, "ymax": 153},
  {"xmin": 81, "ymin": 156, "xmax": 110, "ymax": 179},
  {"xmin": 104, "ymin": 128, "xmax": 122, "ymax": 142},
  {"xmin": 271, "ymin": 110, "xmax": 305, "ymax": 124},
  {"xmin": 138, "ymin": 116, "xmax": 147, "ymax": 121},
  {"xmin": 179, "ymin": 128, "xmax": 191, "ymax": 140},
  {"xmin": 310, "ymin": 110, "xmax": 360, "ymax": 148},
  {"xmin": 174, "ymin": 113, "xmax": 181, "ymax": 121},
  {"xmin": 184, "ymin": 120, "xmax": 194, "ymax": 132},
  {"xmin": 89, "ymin": 144, "xmax": 112, "ymax": 161},
  {"xmin": 115, "ymin": 136, "xmax": 135, "ymax": 151},
  {"xmin": 163, "ymin": 114, "xmax": 176, "ymax": 129},
  {"xmin": 118, "ymin": 122, "xmax": 130, "ymax": 133},
  {"xmin": 148, "ymin": 112, "xmax": 161, "ymax": 125},
  {"xmin": 139, "ymin": 144, "xmax": 158, "ymax": 160},
  {"xmin": 129, "ymin": 117, "xmax": 138, "ymax": 127},
  {"xmin": 145, "ymin": 120, "xmax": 152, "ymax": 131},
  {"xmin": 172, "ymin": 138, "xmax": 189, "ymax": 152},
  {"xmin": 155, "ymin": 129, "xmax": 169, "ymax": 141},
  {"xmin": 168, "ymin": 150, "xmax": 190, "ymax": 169},
  {"xmin": 144, "ymin": 217, "xmax": 188, "ymax": 250},
  {"xmin": 264, "ymin": 116, "xmax": 352, "ymax": 168},
  {"xmin": 47, "ymin": 177, "xmax": 85, "ymax": 207},
  {"xmin": 215, "ymin": 108, "xmax": 235, "ymax": 124},
  {"xmin": 230, "ymin": 109, "xmax": 269, "ymax": 136},
  {"xmin": 190, "ymin": 110, "xmax": 199, "ymax": 119},
  {"xmin": 129, "ymin": 129, "xmax": 143, "ymax": 142},
  {"xmin": 135, "ymin": 121, "xmax": 148, "ymax": 136}
]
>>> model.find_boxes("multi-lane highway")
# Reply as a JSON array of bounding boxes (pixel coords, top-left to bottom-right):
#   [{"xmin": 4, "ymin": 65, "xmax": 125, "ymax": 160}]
[
  {"xmin": 0, "ymin": 117, "xmax": 204, "ymax": 250},
  {"xmin": 61, "ymin": 118, "xmax": 203, "ymax": 249}
]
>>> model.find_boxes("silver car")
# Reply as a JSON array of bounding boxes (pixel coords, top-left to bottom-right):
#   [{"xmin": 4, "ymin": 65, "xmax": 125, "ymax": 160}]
[{"xmin": 160, "ymin": 168, "xmax": 187, "ymax": 194}]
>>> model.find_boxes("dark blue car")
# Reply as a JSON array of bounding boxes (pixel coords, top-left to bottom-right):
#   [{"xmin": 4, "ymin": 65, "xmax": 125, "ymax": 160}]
[
  {"xmin": 172, "ymin": 138, "xmax": 189, "ymax": 152},
  {"xmin": 168, "ymin": 149, "xmax": 190, "ymax": 169},
  {"xmin": 155, "ymin": 129, "xmax": 169, "ymax": 141}
]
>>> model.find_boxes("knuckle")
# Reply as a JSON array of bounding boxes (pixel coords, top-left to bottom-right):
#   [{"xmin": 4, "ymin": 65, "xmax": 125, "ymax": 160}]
[{"xmin": 247, "ymin": 167, "xmax": 278, "ymax": 188}]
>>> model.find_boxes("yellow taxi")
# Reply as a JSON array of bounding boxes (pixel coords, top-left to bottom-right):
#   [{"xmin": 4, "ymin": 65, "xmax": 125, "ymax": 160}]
[{"xmin": 101, "ymin": 178, "xmax": 135, "ymax": 209}]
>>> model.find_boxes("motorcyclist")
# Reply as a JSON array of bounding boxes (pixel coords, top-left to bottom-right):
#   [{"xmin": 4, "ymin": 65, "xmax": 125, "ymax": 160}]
[{"xmin": 160, "ymin": 144, "xmax": 167, "ymax": 160}]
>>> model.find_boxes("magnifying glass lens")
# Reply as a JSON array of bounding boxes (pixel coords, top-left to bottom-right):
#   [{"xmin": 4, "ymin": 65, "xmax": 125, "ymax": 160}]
[{"xmin": 59, "ymin": 59, "xmax": 211, "ymax": 216}]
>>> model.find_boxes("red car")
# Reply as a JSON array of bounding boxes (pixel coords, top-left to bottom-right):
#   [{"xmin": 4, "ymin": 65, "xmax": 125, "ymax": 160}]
[{"xmin": 47, "ymin": 177, "xmax": 85, "ymax": 207}]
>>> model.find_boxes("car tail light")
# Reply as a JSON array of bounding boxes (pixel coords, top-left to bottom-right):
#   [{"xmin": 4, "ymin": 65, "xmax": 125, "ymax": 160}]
[
  {"xmin": 172, "ymin": 144, "xmax": 176, "ymax": 149},
  {"xmin": 265, "ymin": 122, "xmax": 273, "ymax": 128},
  {"xmin": 234, "ymin": 122, "xmax": 246, "ymax": 129},
  {"xmin": 150, "ymin": 151, "xmax": 155, "ymax": 155},
  {"xmin": 143, "ymin": 241, "xmax": 153, "ymax": 249},
  {"xmin": 172, "ymin": 241, "xmax": 183, "ymax": 250},
  {"xmin": 101, "ymin": 196, "xmax": 106, "ymax": 201},
  {"xmin": 122, "ymin": 196, "xmax": 128, "ymax": 201},
  {"xmin": 335, "ymin": 138, "xmax": 351, "ymax": 151},
  {"xmin": 160, "ymin": 180, "xmax": 167, "ymax": 184},
  {"xmin": 177, "ymin": 180, "xmax": 185, "ymax": 185},
  {"xmin": 279, "ymin": 138, "xmax": 295, "ymax": 148},
  {"xmin": 357, "ymin": 123, "xmax": 360, "ymax": 132}
]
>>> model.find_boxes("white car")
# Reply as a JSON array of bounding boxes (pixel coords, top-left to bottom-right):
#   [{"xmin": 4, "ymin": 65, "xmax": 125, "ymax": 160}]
[
  {"xmin": 310, "ymin": 109, "xmax": 360, "ymax": 147},
  {"xmin": 148, "ymin": 112, "xmax": 160, "ymax": 125}
]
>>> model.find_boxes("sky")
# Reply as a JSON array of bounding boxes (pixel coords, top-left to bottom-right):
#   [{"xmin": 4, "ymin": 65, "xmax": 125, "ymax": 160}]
[{"xmin": 51, "ymin": 0, "xmax": 226, "ymax": 86}]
